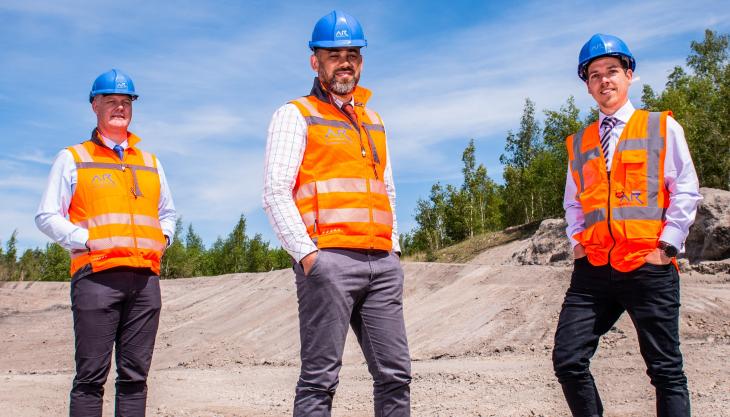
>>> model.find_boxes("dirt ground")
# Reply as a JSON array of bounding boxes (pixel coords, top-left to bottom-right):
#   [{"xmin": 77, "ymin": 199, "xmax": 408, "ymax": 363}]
[{"xmin": 1, "ymin": 239, "xmax": 729, "ymax": 416}]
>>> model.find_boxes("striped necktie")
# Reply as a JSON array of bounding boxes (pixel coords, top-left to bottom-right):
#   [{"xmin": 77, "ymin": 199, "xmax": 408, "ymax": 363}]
[
  {"xmin": 341, "ymin": 102, "xmax": 358, "ymax": 124},
  {"xmin": 600, "ymin": 116, "xmax": 619, "ymax": 170}
]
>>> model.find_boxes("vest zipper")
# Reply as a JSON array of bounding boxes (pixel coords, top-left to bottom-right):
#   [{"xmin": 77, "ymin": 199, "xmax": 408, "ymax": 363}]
[
  {"xmin": 606, "ymin": 171, "xmax": 616, "ymax": 274},
  {"xmin": 119, "ymin": 155, "xmax": 141, "ymax": 267},
  {"xmin": 336, "ymin": 102, "xmax": 379, "ymax": 180},
  {"xmin": 336, "ymin": 101, "xmax": 378, "ymax": 247}
]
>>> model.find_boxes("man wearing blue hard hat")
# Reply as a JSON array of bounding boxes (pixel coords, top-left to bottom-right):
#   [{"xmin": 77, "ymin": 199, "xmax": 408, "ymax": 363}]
[
  {"xmin": 36, "ymin": 69, "xmax": 176, "ymax": 416},
  {"xmin": 552, "ymin": 34, "xmax": 701, "ymax": 416},
  {"xmin": 263, "ymin": 10, "xmax": 411, "ymax": 417}
]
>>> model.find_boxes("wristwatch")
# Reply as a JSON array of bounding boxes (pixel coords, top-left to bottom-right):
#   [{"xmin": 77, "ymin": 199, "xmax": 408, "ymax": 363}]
[{"xmin": 658, "ymin": 241, "xmax": 678, "ymax": 258}]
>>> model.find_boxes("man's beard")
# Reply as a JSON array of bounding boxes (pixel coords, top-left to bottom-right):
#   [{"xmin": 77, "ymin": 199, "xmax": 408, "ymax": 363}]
[
  {"xmin": 329, "ymin": 78, "xmax": 357, "ymax": 95},
  {"xmin": 322, "ymin": 71, "xmax": 358, "ymax": 95}
]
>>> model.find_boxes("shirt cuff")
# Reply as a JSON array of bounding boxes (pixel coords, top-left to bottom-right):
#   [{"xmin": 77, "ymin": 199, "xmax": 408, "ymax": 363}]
[
  {"xmin": 660, "ymin": 225, "xmax": 686, "ymax": 253},
  {"xmin": 293, "ymin": 244, "xmax": 319, "ymax": 263},
  {"xmin": 568, "ymin": 235, "xmax": 581, "ymax": 249},
  {"xmin": 391, "ymin": 235, "xmax": 401, "ymax": 254},
  {"xmin": 69, "ymin": 228, "xmax": 89, "ymax": 251}
]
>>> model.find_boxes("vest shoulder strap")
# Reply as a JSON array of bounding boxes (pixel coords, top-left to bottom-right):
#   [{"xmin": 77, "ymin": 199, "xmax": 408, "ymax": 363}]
[
  {"xmin": 290, "ymin": 96, "xmax": 322, "ymax": 118},
  {"xmin": 67, "ymin": 141, "xmax": 94, "ymax": 163}
]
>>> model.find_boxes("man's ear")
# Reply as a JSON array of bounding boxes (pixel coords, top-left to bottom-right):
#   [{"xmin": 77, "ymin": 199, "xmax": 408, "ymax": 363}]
[
  {"xmin": 91, "ymin": 96, "xmax": 99, "ymax": 114},
  {"xmin": 310, "ymin": 54, "xmax": 319, "ymax": 72}
]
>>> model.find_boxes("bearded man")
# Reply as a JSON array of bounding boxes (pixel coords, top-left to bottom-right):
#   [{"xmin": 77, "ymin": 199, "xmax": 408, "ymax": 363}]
[{"xmin": 262, "ymin": 9, "xmax": 411, "ymax": 417}]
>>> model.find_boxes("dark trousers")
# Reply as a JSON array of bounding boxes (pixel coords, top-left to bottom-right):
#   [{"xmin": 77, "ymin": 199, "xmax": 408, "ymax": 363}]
[
  {"xmin": 69, "ymin": 267, "xmax": 161, "ymax": 417},
  {"xmin": 552, "ymin": 257, "xmax": 690, "ymax": 417},
  {"xmin": 293, "ymin": 249, "xmax": 412, "ymax": 417}
]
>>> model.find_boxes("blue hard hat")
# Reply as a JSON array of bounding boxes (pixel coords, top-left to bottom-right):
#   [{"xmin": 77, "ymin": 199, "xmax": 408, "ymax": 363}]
[
  {"xmin": 309, "ymin": 10, "xmax": 367, "ymax": 50},
  {"xmin": 89, "ymin": 69, "xmax": 138, "ymax": 103},
  {"xmin": 578, "ymin": 34, "xmax": 635, "ymax": 81}
]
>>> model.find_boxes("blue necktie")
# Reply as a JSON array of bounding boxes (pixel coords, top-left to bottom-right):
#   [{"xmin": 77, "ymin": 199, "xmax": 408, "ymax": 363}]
[{"xmin": 113, "ymin": 144, "xmax": 124, "ymax": 161}]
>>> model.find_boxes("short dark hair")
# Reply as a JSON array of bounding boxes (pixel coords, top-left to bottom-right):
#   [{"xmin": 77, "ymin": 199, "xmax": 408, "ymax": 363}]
[{"xmin": 582, "ymin": 55, "xmax": 631, "ymax": 80}]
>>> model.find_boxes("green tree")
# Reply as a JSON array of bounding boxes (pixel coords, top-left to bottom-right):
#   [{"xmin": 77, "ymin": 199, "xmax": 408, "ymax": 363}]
[
  {"xmin": 3, "ymin": 230, "xmax": 19, "ymax": 280},
  {"xmin": 41, "ymin": 243, "xmax": 70, "ymax": 281},
  {"xmin": 461, "ymin": 140, "xmax": 502, "ymax": 235},
  {"xmin": 161, "ymin": 218, "xmax": 187, "ymax": 278},
  {"xmin": 220, "ymin": 215, "xmax": 249, "ymax": 274},
  {"xmin": 184, "ymin": 223, "xmax": 207, "ymax": 277},
  {"xmin": 500, "ymin": 98, "xmax": 541, "ymax": 170},
  {"xmin": 207, "ymin": 237, "xmax": 226, "ymax": 276},
  {"xmin": 268, "ymin": 247, "xmax": 291, "ymax": 270},
  {"xmin": 412, "ymin": 183, "xmax": 448, "ymax": 256},
  {"xmin": 443, "ymin": 184, "xmax": 470, "ymax": 242},
  {"xmin": 17, "ymin": 248, "xmax": 42, "ymax": 281},
  {"xmin": 500, "ymin": 99, "xmax": 543, "ymax": 225},
  {"xmin": 642, "ymin": 29, "xmax": 730, "ymax": 189},
  {"xmin": 245, "ymin": 233, "xmax": 270, "ymax": 272}
]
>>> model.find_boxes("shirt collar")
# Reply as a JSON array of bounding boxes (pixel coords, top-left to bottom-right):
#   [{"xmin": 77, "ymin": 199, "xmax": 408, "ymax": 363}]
[
  {"xmin": 330, "ymin": 95, "xmax": 354, "ymax": 109},
  {"xmin": 309, "ymin": 77, "xmax": 372, "ymax": 107},
  {"xmin": 599, "ymin": 100, "xmax": 634, "ymax": 125},
  {"xmin": 99, "ymin": 133, "xmax": 128, "ymax": 150}
]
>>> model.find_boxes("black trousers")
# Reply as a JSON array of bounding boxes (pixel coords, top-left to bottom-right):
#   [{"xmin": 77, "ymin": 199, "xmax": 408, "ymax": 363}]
[
  {"xmin": 552, "ymin": 257, "xmax": 690, "ymax": 417},
  {"xmin": 69, "ymin": 267, "xmax": 161, "ymax": 417}
]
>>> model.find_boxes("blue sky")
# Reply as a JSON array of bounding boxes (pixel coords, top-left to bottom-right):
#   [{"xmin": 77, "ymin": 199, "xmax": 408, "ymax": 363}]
[{"xmin": 1, "ymin": 0, "xmax": 728, "ymax": 251}]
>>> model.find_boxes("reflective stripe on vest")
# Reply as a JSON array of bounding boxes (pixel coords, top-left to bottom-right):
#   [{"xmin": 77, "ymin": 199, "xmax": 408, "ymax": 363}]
[
  {"xmin": 299, "ymin": 208, "xmax": 393, "ymax": 227},
  {"xmin": 295, "ymin": 178, "xmax": 387, "ymax": 201},
  {"xmin": 75, "ymin": 213, "xmax": 162, "ymax": 230}
]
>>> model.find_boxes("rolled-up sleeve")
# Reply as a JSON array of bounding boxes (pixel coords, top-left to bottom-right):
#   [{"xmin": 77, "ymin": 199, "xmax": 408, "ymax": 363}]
[{"xmin": 262, "ymin": 103, "xmax": 318, "ymax": 262}]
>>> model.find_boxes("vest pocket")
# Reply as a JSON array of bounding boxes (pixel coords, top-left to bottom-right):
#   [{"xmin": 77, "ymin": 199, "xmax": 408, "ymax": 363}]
[
  {"xmin": 619, "ymin": 150, "xmax": 647, "ymax": 192},
  {"xmin": 624, "ymin": 220, "xmax": 661, "ymax": 239}
]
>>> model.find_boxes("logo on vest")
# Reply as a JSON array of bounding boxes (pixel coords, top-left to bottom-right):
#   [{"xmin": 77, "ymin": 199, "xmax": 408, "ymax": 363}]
[
  {"xmin": 91, "ymin": 174, "xmax": 116, "ymax": 187},
  {"xmin": 319, "ymin": 227, "xmax": 343, "ymax": 236},
  {"xmin": 616, "ymin": 190, "xmax": 644, "ymax": 205},
  {"xmin": 324, "ymin": 128, "xmax": 353, "ymax": 145}
]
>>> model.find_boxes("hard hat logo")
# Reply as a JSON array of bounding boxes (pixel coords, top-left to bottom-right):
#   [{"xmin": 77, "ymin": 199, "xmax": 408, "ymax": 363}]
[
  {"xmin": 116, "ymin": 82, "xmax": 128, "ymax": 89},
  {"xmin": 309, "ymin": 10, "xmax": 367, "ymax": 50},
  {"xmin": 578, "ymin": 34, "xmax": 636, "ymax": 81}
]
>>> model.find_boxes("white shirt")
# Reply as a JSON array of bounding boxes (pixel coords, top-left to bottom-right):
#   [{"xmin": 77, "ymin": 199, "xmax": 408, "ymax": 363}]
[
  {"xmin": 263, "ymin": 101, "xmax": 401, "ymax": 263},
  {"xmin": 35, "ymin": 134, "xmax": 177, "ymax": 250},
  {"xmin": 564, "ymin": 100, "xmax": 702, "ymax": 251}
]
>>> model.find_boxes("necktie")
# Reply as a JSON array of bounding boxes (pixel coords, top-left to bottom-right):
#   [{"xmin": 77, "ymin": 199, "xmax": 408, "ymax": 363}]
[
  {"xmin": 600, "ymin": 116, "xmax": 619, "ymax": 170},
  {"xmin": 113, "ymin": 144, "xmax": 124, "ymax": 161},
  {"xmin": 341, "ymin": 102, "xmax": 358, "ymax": 124}
]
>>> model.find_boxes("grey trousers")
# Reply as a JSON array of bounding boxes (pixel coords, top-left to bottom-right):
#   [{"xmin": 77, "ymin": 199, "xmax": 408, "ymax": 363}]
[
  {"xmin": 293, "ymin": 248, "xmax": 412, "ymax": 417},
  {"xmin": 69, "ymin": 267, "xmax": 161, "ymax": 417}
]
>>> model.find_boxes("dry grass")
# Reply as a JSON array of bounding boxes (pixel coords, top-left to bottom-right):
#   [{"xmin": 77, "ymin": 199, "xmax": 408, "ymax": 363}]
[{"xmin": 403, "ymin": 221, "xmax": 540, "ymax": 264}]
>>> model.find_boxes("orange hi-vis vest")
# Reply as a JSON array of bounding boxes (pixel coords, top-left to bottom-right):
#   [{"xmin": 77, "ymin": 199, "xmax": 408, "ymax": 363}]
[
  {"xmin": 66, "ymin": 129, "xmax": 166, "ymax": 277},
  {"xmin": 289, "ymin": 79, "xmax": 393, "ymax": 251},
  {"xmin": 567, "ymin": 110, "xmax": 673, "ymax": 272}
]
